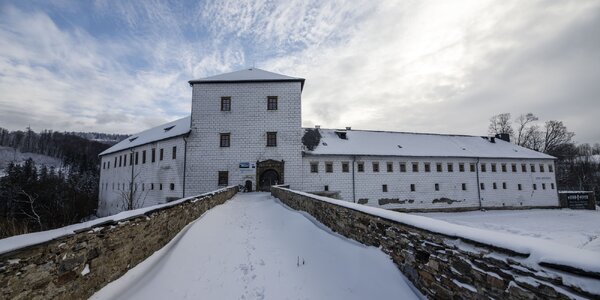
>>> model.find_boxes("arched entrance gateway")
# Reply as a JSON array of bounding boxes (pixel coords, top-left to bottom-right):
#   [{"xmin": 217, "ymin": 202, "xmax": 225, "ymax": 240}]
[{"xmin": 256, "ymin": 159, "xmax": 284, "ymax": 191}]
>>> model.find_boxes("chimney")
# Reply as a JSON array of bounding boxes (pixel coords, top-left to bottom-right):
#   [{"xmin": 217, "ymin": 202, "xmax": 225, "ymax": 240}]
[
  {"xmin": 495, "ymin": 133, "xmax": 510, "ymax": 143},
  {"xmin": 345, "ymin": 127, "xmax": 351, "ymax": 131},
  {"xmin": 490, "ymin": 137, "xmax": 496, "ymax": 143},
  {"xmin": 315, "ymin": 125, "xmax": 321, "ymax": 129}
]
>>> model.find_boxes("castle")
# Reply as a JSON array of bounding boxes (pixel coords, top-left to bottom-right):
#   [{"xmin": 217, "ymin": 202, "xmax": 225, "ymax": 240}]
[{"xmin": 98, "ymin": 68, "xmax": 558, "ymax": 216}]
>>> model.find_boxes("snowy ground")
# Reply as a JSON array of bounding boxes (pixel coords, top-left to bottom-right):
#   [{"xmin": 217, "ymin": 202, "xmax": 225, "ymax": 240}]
[
  {"xmin": 92, "ymin": 192, "xmax": 420, "ymax": 300},
  {"xmin": 417, "ymin": 209, "xmax": 600, "ymax": 253}
]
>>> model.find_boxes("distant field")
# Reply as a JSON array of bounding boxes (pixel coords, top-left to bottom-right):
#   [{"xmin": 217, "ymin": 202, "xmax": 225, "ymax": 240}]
[
  {"xmin": 417, "ymin": 208, "xmax": 600, "ymax": 253},
  {"xmin": 0, "ymin": 146, "xmax": 63, "ymax": 171}
]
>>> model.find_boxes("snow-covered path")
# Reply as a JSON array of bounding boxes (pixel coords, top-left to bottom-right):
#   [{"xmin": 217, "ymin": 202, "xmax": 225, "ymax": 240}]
[{"xmin": 92, "ymin": 192, "xmax": 419, "ymax": 300}]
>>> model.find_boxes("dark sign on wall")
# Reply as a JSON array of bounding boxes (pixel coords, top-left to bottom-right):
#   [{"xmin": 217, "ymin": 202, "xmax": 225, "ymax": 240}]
[{"xmin": 559, "ymin": 191, "xmax": 596, "ymax": 210}]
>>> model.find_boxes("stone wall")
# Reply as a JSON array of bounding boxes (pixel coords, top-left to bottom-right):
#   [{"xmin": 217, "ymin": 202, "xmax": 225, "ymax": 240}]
[
  {"xmin": 0, "ymin": 186, "xmax": 237, "ymax": 300},
  {"xmin": 272, "ymin": 186, "xmax": 600, "ymax": 299}
]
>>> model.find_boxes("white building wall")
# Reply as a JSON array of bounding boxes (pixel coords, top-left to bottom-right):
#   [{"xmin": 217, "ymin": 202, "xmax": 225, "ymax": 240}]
[
  {"xmin": 185, "ymin": 82, "xmax": 303, "ymax": 195},
  {"xmin": 301, "ymin": 155, "xmax": 558, "ymax": 211},
  {"xmin": 98, "ymin": 137, "xmax": 186, "ymax": 216}
]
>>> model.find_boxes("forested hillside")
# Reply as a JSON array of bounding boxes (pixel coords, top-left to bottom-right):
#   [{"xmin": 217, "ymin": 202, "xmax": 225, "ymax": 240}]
[{"xmin": 0, "ymin": 127, "xmax": 127, "ymax": 238}]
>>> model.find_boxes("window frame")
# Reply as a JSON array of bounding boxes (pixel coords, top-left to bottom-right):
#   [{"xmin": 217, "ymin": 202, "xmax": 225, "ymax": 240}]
[
  {"xmin": 266, "ymin": 132, "xmax": 277, "ymax": 147},
  {"xmin": 218, "ymin": 171, "xmax": 229, "ymax": 186},
  {"xmin": 220, "ymin": 133, "xmax": 231, "ymax": 148},
  {"xmin": 267, "ymin": 96, "xmax": 278, "ymax": 110},
  {"xmin": 221, "ymin": 96, "xmax": 231, "ymax": 111}
]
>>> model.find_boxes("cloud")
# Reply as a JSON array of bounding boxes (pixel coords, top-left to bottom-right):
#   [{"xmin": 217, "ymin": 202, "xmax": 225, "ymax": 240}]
[{"xmin": 0, "ymin": 0, "xmax": 598, "ymax": 145}]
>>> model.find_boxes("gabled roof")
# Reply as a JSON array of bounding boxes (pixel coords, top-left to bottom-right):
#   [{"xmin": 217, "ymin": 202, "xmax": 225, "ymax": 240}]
[
  {"xmin": 99, "ymin": 116, "xmax": 191, "ymax": 156},
  {"xmin": 188, "ymin": 68, "xmax": 305, "ymax": 90},
  {"xmin": 305, "ymin": 128, "xmax": 555, "ymax": 160}
]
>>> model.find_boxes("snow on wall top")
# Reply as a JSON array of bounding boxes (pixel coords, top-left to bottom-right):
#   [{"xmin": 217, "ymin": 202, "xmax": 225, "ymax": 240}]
[
  {"xmin": 276, "ymin": 187, "xmax": 600, "ymax": 275},
  {"xmin": 188, "ymin": 68, "xmax": 305, "ymax": 87},
  {"xmin": 306, "ymin": 129, "xmax": 555, "ymax": 159},
  {"xmin": 99, "ymin": 116, "xmax": 191, "ymax": 156}
]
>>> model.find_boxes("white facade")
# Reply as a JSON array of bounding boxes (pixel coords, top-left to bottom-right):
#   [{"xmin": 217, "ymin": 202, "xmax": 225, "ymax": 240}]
[{"xmin": 98, "ymin": 68, "xmax": 558, "ymax": 216}]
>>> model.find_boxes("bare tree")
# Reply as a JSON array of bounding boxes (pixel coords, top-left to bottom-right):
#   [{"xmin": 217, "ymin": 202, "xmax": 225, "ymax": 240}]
[
  {"xmin": 118, "ymin": 171, "xmax": 148, "ymax": 211},
  {"xmin": 543, "ymin": 120, "xmax": 575, "ymax": 153},
  {"xmin": 17, "ymin": 190, "xmax": 43, "ymax": 230},
  {"xmin": 488, "ymin": 113, "xmax": 514, "ymax": 137},
  {"xmin": 514, "ymin": 113, "xmax": 539, "ymax": 146}
]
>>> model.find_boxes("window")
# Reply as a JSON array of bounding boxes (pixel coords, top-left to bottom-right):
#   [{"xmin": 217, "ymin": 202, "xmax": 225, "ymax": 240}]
[
  {"xmin": 142, "ymin": 183, "xmax": 145, "ymax": 191},
  {"xmin": 387, "ymin": 162, "xmax": 393, "ymax": 172},
  {"xmin": 220, "ymin": 133, "xmax": 231, "ymax": 147},
  {"xmin": 310, "ymin": 162, "xmax": 319, "ymax": 173},
  {"xmin": 218, "ymin": 171, "xmax": 229, "ymax": 186},
  {"xmin": 267, "ymin": 96, "xmax": 278, "ymax": 110},
  {"xmin": 491, "ymin": 163, "xmax": 497, "ymax": 172},
  {"xmin": 342, "ymin": 162, "xmax": 349, "ymax": 173},
  {"xmin": 399, "ymin": 162, "xmax": 406, "ymax": 172},
  {"xmin": 172, "ymin": 146, "xmax": 177, "ymax": 159},
  {"xmin": 324, "ymin": 185, "xmax": 329, "ymax": 191},
  {"xmin": 533, "ymin": 183, "xmax": 537, "ymax": 190},
  {"xmin": 481, "ymin": 164, "xmax": 487, "ymax": 172},
  {"xmin": 372, "ymin": 162, "xmax": 379, "ymax": 172},
  {"xmin": 382, "ymin": 184, "xmax": 388, "ymax": 192},
  {"xmin": 152, "ymin": 148, "xmax": 156, "ymax": 163},
  {"xmin": 410, "ymin": 184, "xmax": 416, "ymax": 192},
  {"xmin": 160, "ymin": 148, "xmax": 164, "ymax": 161},
  {"xmin": 512, "ymin": 163, "xmax": 517, "ymax": 172},
  {"xmin": 459, "ymin": 163, "xmax": 465, "ymax": 172},
  {"xmin": 119, "ymin": 156, "xmax": 122, "ymax": 167},
  {"xmin": 170, "ymin": 183, "xmax": 175, "ymax": 191},
  {"xmin": 542, "ymin": 183, "xmax": 546, "ymax": 190},
  {"xmin": 470, "ymin": 163, "xmax": 476, "ymax": 172},
  {"xmin": 551, "ymin": 183, "xmax": 555, "ymax": 189},
  {"xmin": 142, "ymin": 150, "xmax": 146, "ymax": 164},
  {"xmin": 221, "ymin": 96, "xmax": 231, "ymax": 111},
  {"xmin": 480, "ymin": 183, "xmax": 485, "ymax": 190},
  {"xmin": 462, "ymin": 183, "xmax": 467, "ymax": 191},
  {"xmin": 549, "ymin": 164, "xmax": 554, "ymax": 172},
  {"xmin": 160, "ymin": 183, "xmax": 163, "ymax": 190},
  {"xmin": 530, "ymin": 164, "xmax": 536, "ymax": 172},
  {"xmin": 114, "ymin": 157, "xmax": 117, "ymax": 168},
  {"xmin": 539, "ymin": 164, "xmax": 545, "ymax": 172},
  {"xmin": 151, "ymin": 183, "xmax": 154, "ymax": 190},
  {"xmin": 502, "ymin": 182, "xmax": 507, "ymax": 189},
  {"xmin": 412, "ymin": 162, "xmax": 419, "ymax": 172},
  {"xmin": 267, "ymin": 132, "xmax": 277, "ymax": 147},
  {"xmin": 424, "ymin": 163, "xmax": 431, "ymax": 172},
  {"xmin": 434, "ymin": 183, "xmax": 439, "ymax": 191},
  {"xmin": 502, "ymin": 164, "xmax": 507, "ymax": 172},
  {"xmin": 493, "ymin": 182, "xmax": 497, "ymax": 189},
  {"xmin": 130, "ymin": 153, "xmax": 133, "ymax": 166},
  {"xmin": 135, "ymin": 152, "xmax": 139, "ymax": 165},
  {"xmin": 447, "ymin": 163, "xmax": 454, "ymax": 172},
  {"xmin": 325, "ymin": 162, "xmax": 333, "ymax": 173},
  {"xmin": 518, "ymin": 184, "xmax": 522, "ymax": 191},
  {"xmin": 521, "ymin": 163, "xmax": 527, "ymax": 172},
  {"xmin": 358, "ymin": 162, "xmax": 364, "ymax": 172},
  {"xmin": 436, "ymin": 163, "xmax": 443, "ymax": 172}
]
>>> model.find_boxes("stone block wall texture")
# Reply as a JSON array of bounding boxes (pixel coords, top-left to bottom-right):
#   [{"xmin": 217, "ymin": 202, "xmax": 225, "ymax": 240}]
[
  {"xmin": 272, "ymin": 187, "xmax": 599, "ymax": 299},
  {"xmin": 0, "ymin": 186, "xmax": 237, "ymax": 300}
]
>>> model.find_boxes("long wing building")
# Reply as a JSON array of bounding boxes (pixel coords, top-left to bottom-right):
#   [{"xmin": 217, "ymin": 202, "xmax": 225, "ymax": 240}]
[{"xmin": 98, "ymin": 68, "xmax": 558, "ymax": 216}]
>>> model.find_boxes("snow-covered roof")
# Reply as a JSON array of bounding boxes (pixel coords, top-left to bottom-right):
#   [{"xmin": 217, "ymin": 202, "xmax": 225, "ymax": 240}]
[
  {"xmin": 99, "ymin": 116, "xmax": 191, "ymax": 156},
  {"xmin": 189, "ymin": 68, "xmax": 305, "ymax": 89},
  {"xmin": 306, "ymin": 129, "xmax": 555, "ymax": 159}
]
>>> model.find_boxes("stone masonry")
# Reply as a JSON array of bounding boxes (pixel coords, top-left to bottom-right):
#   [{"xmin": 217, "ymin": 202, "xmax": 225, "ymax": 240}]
[
  {"xmin": 271, "ymin": 186, "xmax": 600, "ymax": 299},
  {"xmin": 0, "ymin": 186, "xmax": 237, "ymax": 300}
]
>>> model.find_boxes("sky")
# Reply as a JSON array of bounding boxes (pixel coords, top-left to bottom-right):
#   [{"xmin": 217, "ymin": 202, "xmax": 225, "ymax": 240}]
[{"xmin": 0, "ymin": 0, "xmax": 599, "ymax": 144}]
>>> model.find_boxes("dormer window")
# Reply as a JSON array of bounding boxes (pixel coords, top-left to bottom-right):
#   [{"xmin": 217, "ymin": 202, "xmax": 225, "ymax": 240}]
[
  {"xmin": 335, "ymin": 131, "xmax": 347, "ymax": 139},
  {"xmin": 129, "ymin": 137, "xmax": 138, "ymax": 142},
  {"xmin": 164, "ymin": 125, "xmax": 175, "ymax": 132}
]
